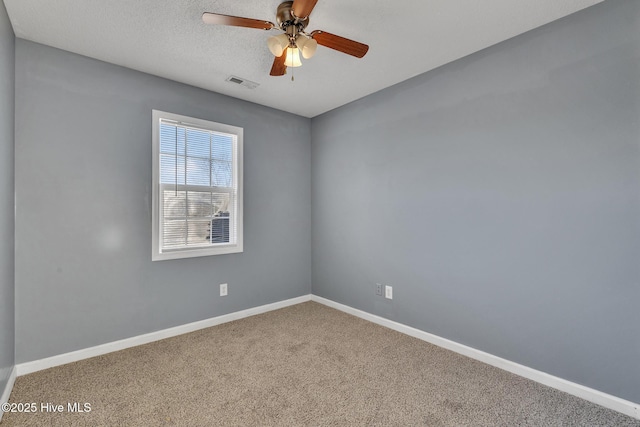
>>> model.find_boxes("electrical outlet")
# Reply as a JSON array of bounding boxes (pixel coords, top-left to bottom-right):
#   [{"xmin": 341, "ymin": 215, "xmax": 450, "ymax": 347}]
[
  {"xmin": 385, "ymin": 285, "xmax": 393, "ymax": 300},
  {"xmin": 220, "ymin": 283, "xmax": 228, "ymax": 296},
  {"xmin": 376, "ymin": 283, "xmax": 383, "ymax": 296}
]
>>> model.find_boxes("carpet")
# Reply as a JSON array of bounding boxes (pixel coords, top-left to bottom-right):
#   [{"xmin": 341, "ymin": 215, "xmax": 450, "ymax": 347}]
[{"xmin": 3, "ymin": 302, "xmax": 639, "ymax": 426}]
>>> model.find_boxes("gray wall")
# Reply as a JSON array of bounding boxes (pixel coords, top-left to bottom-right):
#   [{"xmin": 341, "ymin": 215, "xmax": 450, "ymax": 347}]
[
  {"xmin": 14, "ymin": 40, "xmax": 311, "ymax": 363},
  {"xmin": 0, "ymin": 0, "xmax": 15, "ymax": 399},
  {"xmin": 311, "ymin": 0, "xmax": 640, "ymax": 403}
]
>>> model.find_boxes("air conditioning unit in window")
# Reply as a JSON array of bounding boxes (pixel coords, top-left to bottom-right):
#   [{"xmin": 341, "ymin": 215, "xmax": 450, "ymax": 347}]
[{"xmin": 207, "ymin": 212, "xmax": 230, "ymax": 243}]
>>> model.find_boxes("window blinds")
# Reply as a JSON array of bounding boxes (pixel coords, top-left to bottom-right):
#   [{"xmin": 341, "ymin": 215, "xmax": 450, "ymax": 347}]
[{"xmin": 158, "ymin": 120, "xmax": 236, "ymax": 251}]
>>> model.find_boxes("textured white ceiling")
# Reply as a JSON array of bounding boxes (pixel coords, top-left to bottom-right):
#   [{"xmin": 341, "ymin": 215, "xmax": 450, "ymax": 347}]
[{"xmin": 3, "ymin": 0, "xmax": 603, "ymax": 117}]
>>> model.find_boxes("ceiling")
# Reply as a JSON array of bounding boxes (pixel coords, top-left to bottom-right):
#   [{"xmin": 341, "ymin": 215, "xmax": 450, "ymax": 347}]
[{"xmin": 3, "ymin": 0, "xmax": 603, "ymax": 118}]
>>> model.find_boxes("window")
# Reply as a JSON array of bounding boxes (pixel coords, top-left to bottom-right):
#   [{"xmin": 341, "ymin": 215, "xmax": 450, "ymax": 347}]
[{"xmin": 152, "ymin": 110, "xmax": 243, "ymax": 260}]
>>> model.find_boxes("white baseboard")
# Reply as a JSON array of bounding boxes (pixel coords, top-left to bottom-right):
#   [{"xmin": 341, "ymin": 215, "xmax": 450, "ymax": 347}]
[
  {"xmin": 0, "ymin": 366, "xmax": 17, "ymax": 423},
  {"xmin": 310, "ymin": 295, "xmax": 640, "ymax": 420},
  {"xmin": 16, "ymin": 295, "xmax": 311, "ymax": 377}
]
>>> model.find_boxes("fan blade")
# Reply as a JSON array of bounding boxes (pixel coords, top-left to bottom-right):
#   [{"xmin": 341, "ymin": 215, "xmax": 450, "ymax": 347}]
[
  {"xmin": 202, "ymin": 12, "xmax": 274, "ymax": 30},
  {"xmin": 291, "ymin": 0, "xmax": 318, "ymax": 19},
  {"xmin": 310, "ymin": 31, "xmax": 369, "ymax": 58},
  {"xmin": 270, "ymin": 51, "xmax": 287, "ymax": 76}
]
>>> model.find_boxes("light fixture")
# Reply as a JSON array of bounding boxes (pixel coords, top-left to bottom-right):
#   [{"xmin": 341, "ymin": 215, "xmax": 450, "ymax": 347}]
[
  {"xmin": 267, "ymin": 33, "xmax": 290, "ymax": 57},
  {"xmin": 284, "ymin": 47, "xmax": 302, "ymax": 67},
  {"xmin": 268, "ymin": 32, "xmax": 318, "ymax": 69},
  {"xmin": 296, "ymin": 35, "xmax": 318, "ymax": 59}
]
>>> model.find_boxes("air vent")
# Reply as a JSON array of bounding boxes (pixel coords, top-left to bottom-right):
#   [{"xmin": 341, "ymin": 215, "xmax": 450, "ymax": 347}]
[{"xmin": 225, "ymin": 75, "xmax": 259, "ymax": 90}]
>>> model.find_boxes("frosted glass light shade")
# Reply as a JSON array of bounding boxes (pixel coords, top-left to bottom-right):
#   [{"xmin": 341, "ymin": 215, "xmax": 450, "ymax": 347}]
[
  {"xmin": 284, "ymin": 47, "xmax": 302, "ymax": 67},
  {"xmin": 297, "ymin": 36, "xmax": 318, "ymax": 59},
  {"xmin": 267, "ymin": 34, "xmax": 289, "ymax": 57}
]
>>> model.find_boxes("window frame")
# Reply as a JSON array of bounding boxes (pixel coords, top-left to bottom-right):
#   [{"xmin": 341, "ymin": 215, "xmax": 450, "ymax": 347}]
[{"xmin": 152, "ymin": 110, "xmax": 243, "ymax": 261}]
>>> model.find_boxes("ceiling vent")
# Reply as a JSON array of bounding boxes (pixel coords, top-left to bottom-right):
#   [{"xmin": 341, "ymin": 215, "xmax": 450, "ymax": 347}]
[{"xmin": 225, "ymin": 76, "xmax": 259, "ymax": 90}]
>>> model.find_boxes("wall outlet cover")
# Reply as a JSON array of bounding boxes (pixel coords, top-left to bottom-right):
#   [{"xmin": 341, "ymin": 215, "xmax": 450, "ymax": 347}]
[
  {"xmin": 385, "ymin": 285, "xmax": 393, "ymax": 300},
  {"xmin": 220, "ymin": 283, "xmax": 228, "ymax": 296}
]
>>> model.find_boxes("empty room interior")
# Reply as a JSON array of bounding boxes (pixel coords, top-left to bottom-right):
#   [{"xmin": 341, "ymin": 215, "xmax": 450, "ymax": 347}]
[{"xmin": 0, "ymin": 0, "xmax": 639, "ymax": 425}]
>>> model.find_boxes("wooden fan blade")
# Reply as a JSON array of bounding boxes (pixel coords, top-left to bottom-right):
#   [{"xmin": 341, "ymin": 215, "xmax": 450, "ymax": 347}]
[
  {"xmin": 270, "ymin": 51, "xmax": 287, "ymax": 76},
  {"xmin": 310, "ymin": 30, "xmax": 369, "ymax": 58},
  {"xmin": 291, "ymin": 0, "xmax": 319, "ymax": 19},
  {"xmin": 202, "ymin": 12, "xmax": 274, "ymax": 30}
]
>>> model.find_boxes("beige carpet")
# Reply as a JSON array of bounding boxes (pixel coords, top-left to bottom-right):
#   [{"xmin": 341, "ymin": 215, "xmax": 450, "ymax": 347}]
[{"xmin": 3, "ymin": 302, "xmax": 639, "ymax": 426}]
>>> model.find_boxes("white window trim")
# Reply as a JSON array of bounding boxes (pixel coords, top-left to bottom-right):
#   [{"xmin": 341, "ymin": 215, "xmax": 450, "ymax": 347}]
[{"xmin": 152, "ymin": 110, "xmax": 243, "ymax": 261}]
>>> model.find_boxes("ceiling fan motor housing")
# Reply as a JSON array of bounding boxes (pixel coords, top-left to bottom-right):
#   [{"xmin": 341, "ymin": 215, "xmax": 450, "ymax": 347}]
[{"xmin": 276, "ymin": 1, "xmax": 309, "ymax": 32}]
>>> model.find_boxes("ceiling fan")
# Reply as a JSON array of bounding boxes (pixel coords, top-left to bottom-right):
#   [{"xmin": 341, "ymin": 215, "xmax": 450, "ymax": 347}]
[{"xmin": 202, "ymin": 0, "xmax": 369, "ymax": 77}]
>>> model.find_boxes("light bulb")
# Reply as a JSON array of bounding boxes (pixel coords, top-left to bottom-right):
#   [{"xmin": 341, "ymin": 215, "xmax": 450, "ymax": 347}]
[
  {"xmin": 267, "ymin": 33, "xmax": 289, "ymax": 57},
  {"xmin": 284, "ymin": 47, "xmax": 302, "ymax": 67}
]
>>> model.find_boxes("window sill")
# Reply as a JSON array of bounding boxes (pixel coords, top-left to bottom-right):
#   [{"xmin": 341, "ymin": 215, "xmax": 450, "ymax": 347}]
[{"xmin": 152, "ymin": 244, "xmax": 243, "ymax": 261}]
